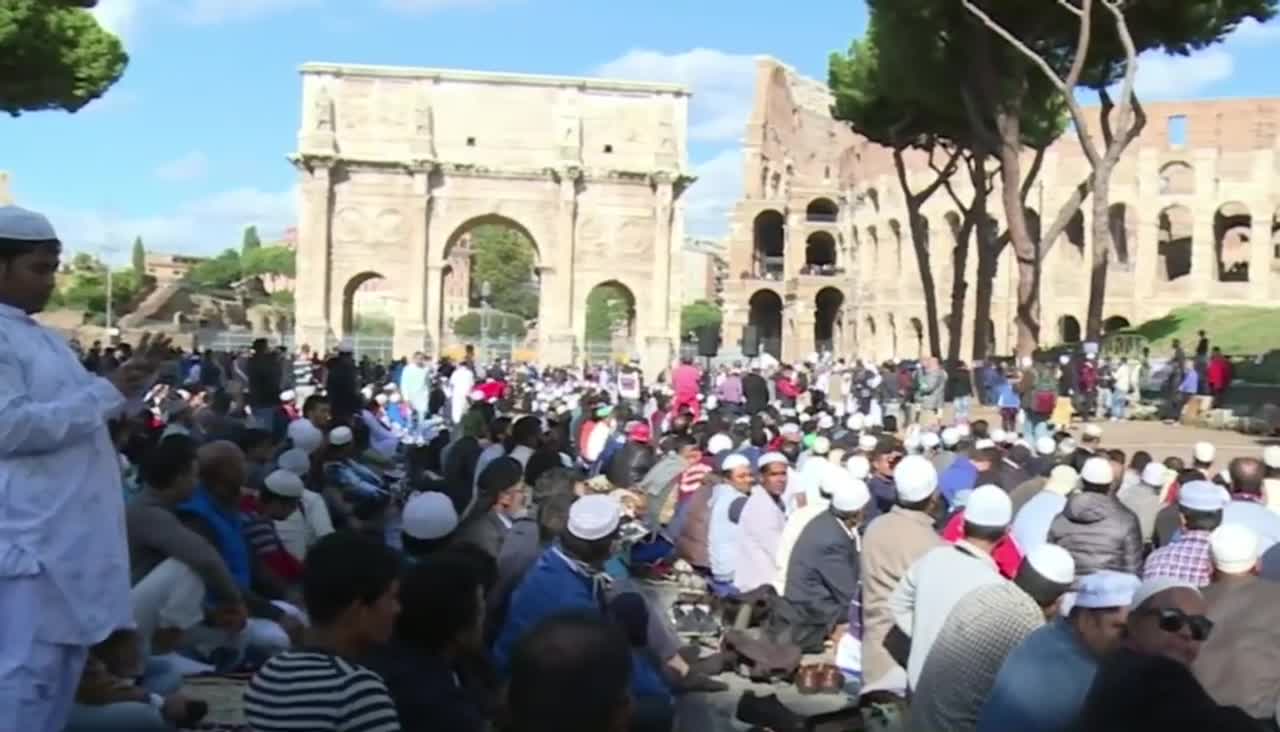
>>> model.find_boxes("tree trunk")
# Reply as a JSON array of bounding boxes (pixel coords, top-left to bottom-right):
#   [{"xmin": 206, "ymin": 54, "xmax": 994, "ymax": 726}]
[
  {"xmin": 946, "ymin": 215, "xmax": 972, "ymax": 361},
  {"xmin": 908, "ymin": 206, "xmax": 943, "ymax": 358},
  {"xmin": 994, "ymin": 108, "xmax": 1040, "ymax": 356},
  {"xmin": 1085, "ymin": 165, "xmax": 1114, "ymax": 341},
  {"xmin": 973, "ymin": 240, "xmax": 999, "ymax": 359}
]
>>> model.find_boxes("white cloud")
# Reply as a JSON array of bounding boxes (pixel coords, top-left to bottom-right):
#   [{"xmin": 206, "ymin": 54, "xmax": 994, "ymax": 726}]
[
  {"xmin": 380, "ymin": 0, "xmax": 511, "ymax": 12},
  {"xmin": 1232, "ymin": 17, "xmax": 1280, "ymax": 45},
  {"xmin": 684, "ymin": 148, "xmax": 743, "ymax": 237},
  {"xmin": 153, "ymin": 150, "xmax": 210, "ymax": 182},
  {"xmin": 594, "ymin": 48, "xmax": 757, "ymax": 143},
  {"xmin": 90, "ymin": 0, "xmax": 141, "ymax": 38},
  {"xmin": 45, "ymin": 187, "xmax": 297, "ymax": 261},
  {"xmin": 1133, "ymin": 47, "xmax": 1234, "ymax": 100},
  {"xmin": 181, "ymin": 0, "xmax": 320, "ymax": 25}
]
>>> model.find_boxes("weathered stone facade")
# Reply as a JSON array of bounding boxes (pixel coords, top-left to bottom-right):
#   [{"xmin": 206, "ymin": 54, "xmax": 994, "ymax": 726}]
[
  {"xmin": 723, "ymin": 57, "xmax": 1280, "ymax": 362},
  {"xmin": 291, "ymin": 63, "xmax": 692, "ymax": 375}
]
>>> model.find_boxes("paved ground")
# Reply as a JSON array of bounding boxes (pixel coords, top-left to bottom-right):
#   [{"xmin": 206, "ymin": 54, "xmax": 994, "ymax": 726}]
[{"xmin": 1041, "ymin": 415, "xmax": 1273, "ymax": 464}]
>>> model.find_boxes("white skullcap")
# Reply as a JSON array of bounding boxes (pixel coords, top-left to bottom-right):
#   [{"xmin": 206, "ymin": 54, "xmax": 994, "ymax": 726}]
[
  {"xmin": 818, "ymin": 414, "xmax": 835, "ymax": 430},
  {"xmin": 382, "ymin": 383, "xmax": 397, "ymax": 392},
  {"xmin": 921, "ymin": 432, "xmax": 940, "ymax": 449},
  {"xmin": 1059, "ymin": 354, "xmax": 1071, "ymax": 365},
  {"xmin": 812, "ymin": 436, "xmax": 831, "ymax": 456},
  {"xmin": 780, "ymin": 423, "xmax": 802, "ymax": 438},
  {"xmin": 337, "ymin": 337, "xmax": 354, "ymax": 352},
  {"xmin": 1194, "ymin": 441, "xmax": 1216, "ymax": 464},
  {"xmin": 894, "ymin": 455, "xmax": 938, "ymax": 502},
  {"xmin": 1141, "ymin": 462, "xmax": 1171, "ymax": 488},
  {"xmin": 708, "ymin": 433, "xmax": 733, "ymax": 455},
  {"xmin": 402, "ymin": 491, "xmax": 458, "ymax": 541},
  {"xmin": 991, "ymin": 429, "xmax": 1008, "ymax": 444},
  {"xmin": 997, "ymin": 430, "xmax": 1014, "ymax": 445},
  {"xmin": 1131, "ymin": 576, "xmax": 1201, "ymax": 610},
  {"xmin": 375, "ymin": 393, "xmax": 388, "ymax": 406},
  {"xmin": 941, "ymin": 427, "xmax": 960, "ymax": 447},
  {"xmin": 847, "ymin": 414, "xmax": 865, "ymax": 431},
  {"xmin": 1178, "ymin": 480, "xmax": 1230, "ymax": 512},
  {"xmin": 263, "ymin": 469, "xmax": 304, "ymax": 498},
  {"xmin": 1045, "ymin": 465, "xmax": 1080, "ymax": 496},
  {"xmin": 758, "ymin": 452, "xmax": 788, "ymax": 470},
  {"xmin": 1036, "ymin": 436, "xmax": 1057, "ymax": 456},
  {"xmin": 831, "ymin": 477, "xmax": 871, "ymax": 513},
  {"xmin": 965, "ymin": 484, "xmax": 1013, "ymax": 528},
  {"xmin": 904, "ymin": 433, "xmax": 922, "ymax": 452},
  {"xmin": 329, "ymin": 426, "xmax": 353, "ymax": 446},
  {"xmin": 390, "ymin": 393, "xmax": 402, "ymax": 403},
  {"xmin": 0, "ymin": 205, "xmax": 58, "ymax": 240},
  {"xmin": 706, "ymin": 396, "xmax": 719, "ymax": 410},
  {"xmin": 567, "ymin": 494, "xmax": 622, "ymax": 541},
  {"xmin": 1264, "ymin": 445, "xmax": 1280, "ymax": 470},
  {"xmin": 279, "ymin": 390, "xmax": 296, "ymax": 402},
  {"xmin": 721, "ymin": 454, "xmax": 750, "ymax": 472},
  {"xmin": 1020, "ymin": 356, "xmax": 1033, "ymax": 368},
  {"xmin": 956, "ymin": 424, "xmax": 971, "ymax": 438},
  {"xmin": 846, "ymin": 455, "xmax": 871, "ymax": 480},
  {"xmin": 361, "ymin": 386, "xmax": 375, "ymax": 400},
  {"xmin": 1080, "ymin": 456, "xmax": 1114, "ymax": 486},
  {"xmin": 1058, "ymin": 438, "xmax": 1078, "ymax": 455},
  {"xmin": 974, "ymin": 438, "xmax": 996, "ymax": 450},
  {"xmin": 781, "ymin": 408, "xmax": 798, "ymax": 418},
  {"xmin": 1081, "ymin": 424, "xmax": 1102, "ymax": 440},
  {"xmin": 858, "ymin": 434, "xmax": 878, "ymax": 451},
  {"xmin": 1025, "ymin": 544, "xmax": 1076, "ymax": 585},
  {"xmin": 288, "ymin": 420, "xmax": 324, "ymax": 454},
  {"xmin": 277, "ymin": 448, "xmax": 311, "ymax": 476},
  {"xmin": 1210, "ymin": 524, "xmax": 1261, "ymax": 573},
  {"xmin": 1075, "ymin": 570, "xmax": 1142, "ymax": 609}
]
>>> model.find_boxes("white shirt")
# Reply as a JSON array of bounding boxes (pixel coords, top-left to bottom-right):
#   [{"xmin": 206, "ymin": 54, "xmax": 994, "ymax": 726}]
[
  {"xmin": 449, "ymin": 365, "xmax": 475, "ymax": 423},
  {"xmin": 736, "ymin": 486, "xmax": 787, "ymax": 593},
  {"xmin": 708, "ymin": 483, "xmax": 744, "ymax": 583},
  {"xmin": 0, "ymin": 302, "xmax": 133, "ymax": 646},
  {"xmin": 360, "ymin": 409, "xmax": 399, "ymax": 459},
  {"xmin": 276, "ymin": 490, "xmax": 335, "ymax": 561},
  {"xmin": 399, "ymin": 363, "xmax": 430, "ymax": 413}
]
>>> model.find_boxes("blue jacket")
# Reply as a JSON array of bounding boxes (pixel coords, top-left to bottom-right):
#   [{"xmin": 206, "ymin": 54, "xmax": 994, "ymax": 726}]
[
  {"xmin": 939, "ymin": 458, "xmax": 978, "ymax": 508},
  {"xmin": 176, "ymin": 487, "xmax": 251, "ymax": 589},
  {"xmin": 977, "ymin": 619, "xmax": 1097, "ymax": 732},
  {"xmin": 492, "ymin": 546, "xmax": 670, "ymax": 701}
]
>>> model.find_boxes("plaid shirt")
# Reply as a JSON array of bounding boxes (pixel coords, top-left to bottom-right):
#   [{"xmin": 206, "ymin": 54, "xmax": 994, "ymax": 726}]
[{"xmin": 1142, "ymin": 530, "xmax": 1213, "ymax": 587}]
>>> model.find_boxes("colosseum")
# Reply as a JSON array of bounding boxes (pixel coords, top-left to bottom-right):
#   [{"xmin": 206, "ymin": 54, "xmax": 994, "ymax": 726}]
[{"xmin": 719, "ymin": 57, "xmax": 1280, "ymax": 363}]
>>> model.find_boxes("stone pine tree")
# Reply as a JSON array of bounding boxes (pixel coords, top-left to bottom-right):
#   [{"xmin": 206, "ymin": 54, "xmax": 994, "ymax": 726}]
[
  {"xmin": 241, "ymin": 225, "xmax": 262, "ymax": 256},
  {"xmin": 0, "ymin": 0, "xmax": 128, "ymax": 116},
  {"xmin": 131, "ymin": 235, "xmax": 145, "ymax": 275}
]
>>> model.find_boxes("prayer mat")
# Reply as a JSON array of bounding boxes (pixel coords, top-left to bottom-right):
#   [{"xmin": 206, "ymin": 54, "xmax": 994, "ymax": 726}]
[{"xmin": 182, "ymin": 674, "xmax": 250, "ymax": 730}]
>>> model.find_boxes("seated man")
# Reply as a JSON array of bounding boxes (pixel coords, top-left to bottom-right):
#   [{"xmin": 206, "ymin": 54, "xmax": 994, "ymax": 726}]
[
  {"xmin": 272, "ymin": 447, "xmax": 335, "ymax": 561},
  {"xmin": 240, "ymin": 470, "xmax": 307, "ymax": 584},
  {"xmin": 67, "ymin": 630, "xmax": 206, "ymax": 732}
]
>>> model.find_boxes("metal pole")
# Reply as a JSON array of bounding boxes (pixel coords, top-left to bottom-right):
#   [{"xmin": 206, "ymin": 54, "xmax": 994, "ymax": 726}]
[
  {"xmin": 481, "ymin": 280, "xmax": 492, "ymax": 366},
  {"xmin": 105, "ymin": 266, "xmax": 113, "ymax": 335}
]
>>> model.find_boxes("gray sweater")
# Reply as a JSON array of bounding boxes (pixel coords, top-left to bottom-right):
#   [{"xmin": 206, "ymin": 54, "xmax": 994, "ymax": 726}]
[{"xmin": 126, "ymin": 489, "xmax": 242, "ymax": 604}]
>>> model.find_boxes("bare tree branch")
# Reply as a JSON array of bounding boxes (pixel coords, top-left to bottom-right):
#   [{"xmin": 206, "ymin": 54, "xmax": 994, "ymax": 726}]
[
  {"xmin": 1099, "ymin": 87, "xmax": 1116, "ymax": 147},
  {"xmin": 961, "ymin": 0, "xmax": 1071, "ymax": 96},
  {"xmin": 1021, "ymin": 146, "xmax": 1047, "ymax": 204},
  {"xmin": 1057, "ymin": 0, "xmax": 1084, "ymax": 17}
]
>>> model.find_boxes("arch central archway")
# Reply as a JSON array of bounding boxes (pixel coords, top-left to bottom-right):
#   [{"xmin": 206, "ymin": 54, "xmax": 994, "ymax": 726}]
[
  {"xmin": 814, "ymin": 287, "xmax": 844, "ymax": 354},
  {"xmin": 752, "ymin": 210, "xmax": 785, "ymax": 280},
  {"xmin": 804, "ymin": 231, "xmax": 837, "ymax": 274},
  {"xmin": 439, "ymin": 215, "xmax": 541, "ymax": 354},
  {"xmin": 583, "ymin": 280, "xmax": 637, "ymax": 362},
  {"xmin": 342, "ymin": 271, "xmax": 389, "ymax": 336},
  {"xmin": 748, "ymin": 289, "xmax": 784, "ymax": 358}
]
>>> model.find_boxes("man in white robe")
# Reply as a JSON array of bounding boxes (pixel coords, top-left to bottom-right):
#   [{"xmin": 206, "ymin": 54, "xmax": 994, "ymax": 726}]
[
  {"xmin": 449, "ymin": 361, "xmax": 476, "ymax": 425},
  {"xmin": 399, "ymin": 351, "xmax": 431, "ymax": 417},
  {"xmin": 0, "ymin": 205, "xmax": 172, "ymax": 732}
]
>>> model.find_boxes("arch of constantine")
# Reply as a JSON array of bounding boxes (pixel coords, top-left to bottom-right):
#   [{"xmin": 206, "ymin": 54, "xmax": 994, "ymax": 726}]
[
  {"xmin": 291, "ymin": 63, "xmax": 692, "ymax": 374},
  {"xmin": 721, "ymin": 57, "xmax": 1280, "ymax": 362}
]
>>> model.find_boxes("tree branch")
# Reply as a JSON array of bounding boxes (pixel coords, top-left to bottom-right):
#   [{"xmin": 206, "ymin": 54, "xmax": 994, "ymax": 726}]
[
  {"xmin": 1021, "ymin": 146, "xmax": 1047, "ymax": 204},
  {"xmin": 917, "ymin": 147, "xmax": 962, "ymax": 202},
  {"xmin": 1056, "ymin": 0, "xmax": 1084, "ymax": 17},
  {"xmin": 1099, "ymin": 87, "xmax": 1117, "ymax": 147},
  {"xmin": 962, "ymin": 0, "xmax": 1071, "ymax": 96}
]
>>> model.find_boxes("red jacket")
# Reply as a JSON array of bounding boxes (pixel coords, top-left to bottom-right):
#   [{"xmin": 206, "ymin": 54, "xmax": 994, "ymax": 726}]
[
  {"xmin": 1207, "ymin": 356, "xmax": 1232, "ymax": 391},
  {"xmin": 775, "ymin": 377, "xmax": 800, "ymax": 399},
  {"xmin": 942, "ymin": 512, "xmax": 1023, "ymax": 580}
]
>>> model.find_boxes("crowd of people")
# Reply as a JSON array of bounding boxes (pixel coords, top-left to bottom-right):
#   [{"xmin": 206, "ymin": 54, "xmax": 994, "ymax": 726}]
[{"xmin": 3, "ymin": 202, "xmax": 1278, "ymax": 732}]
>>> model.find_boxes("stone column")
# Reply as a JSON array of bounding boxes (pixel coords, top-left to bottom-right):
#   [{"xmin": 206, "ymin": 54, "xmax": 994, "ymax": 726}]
[
  {"xmin": 542, "ymin": 169, "xmax": 580, "ymax": 367},
  {"xmin": 640, "ymin": 174, "xmax": 676, "ymax": 378},
  {"xmin": 394, "ymin": 168, "xmax": 431, "ymax": 358},
  {"xmin": 1134, "ymin": 149, "xmax": 1160, "ymax": 300},
  {"xmin": 294, "ymin": 160, "xmax": 333, "ymax": 351},
  {"xmin": 1191, "ymin": 149, "xmax": 1219, "ymax": 299},
  {"xmin": 1249, "ymin": 151, "xmax": 1276, "ymax": 303},
  {"xmin": 424, "ymin": 264, "xmax": 444, "ymax": 356}
]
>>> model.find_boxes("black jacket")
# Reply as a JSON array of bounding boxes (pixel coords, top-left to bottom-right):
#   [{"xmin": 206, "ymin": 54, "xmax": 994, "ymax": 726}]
[
  {"xmin": 743, "ymin": 372, "xmax": 770, "ymax": 414},
  {"xmin": 783, "ymin": 511, "xmax": 860, "ymax": 629},
  {"xmin": 326, "ymin": 357, "xmax": 361, "ymax": 419},
  {"xmin": 246, "ymin": 353, "xmax": 281, "ymax": 407},
  {"xmin": 606, "ymin": 441, "xmax": 657, "ymax": 489}
]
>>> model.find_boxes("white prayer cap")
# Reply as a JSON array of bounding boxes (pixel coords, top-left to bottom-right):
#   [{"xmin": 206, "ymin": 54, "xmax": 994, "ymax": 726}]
[
  {"xmin": 329, "ymin": 426, "xmax": 353, "ymax": 446},
  {"xmin": 858, "ymin": 434, "xmax": 878, "ymax": 451},
  {"xmin": 708, "ymin": 433, "xmax": 733, "ymax": 455},
  {"xmin": 279, "ymin": 390, "xmax": 296, "ymax": 403},
  {"xmin": 904, "ymin": 433, "xmax": 922, "ymax": 453},
  {"xmin": 921, "ymin": 432, "xmax": 940, "ymax": 450},
  {"xmin": 402, "ymin": 491, "xmax": 458, "ymax": 541},
  {"xmin": 1075, "ymin": 571, "xmax": 1142, "ymax": 609},
  {"xmin": 1059, "ymin": 354, "xmax": 1070, "ymax": 364},
  {"xmin": 758, "ymin": 452, "xmax": 788, "ymax": 470},
  {"xmin": 706, "ymin": 396, "xmax": 720, "ymax": 410},
  {"xmin": 1141, "ymin": 462, "xmax": 1171, "ymax": 488},
  {"xmin": 567, "ymin": 494, "xmax": 622, "ymax": 541},
  {"xmin": 941, "ymin": 427, "xmax": 961, "ymax": 447},
  {"xmin": 263, "ymin": 469, "xmax": 304, "ymax": 498},
  {"xmin": 1082, "ymin": 424, "xmax": 1103, "ymax": 440},
  {"xmin": 965, "ymin": 484, "xmax": 1012, "ymax": 528},
  {"xmin": 974, "ymin": 439, "xmax": 996, "ymax": 450},
  {"xmin": 361, "ymin": 386, "xmax": 375, "ymax": 400},
  {"xmin": 1178, "ymin": 480, "xmax": 1230, "ymax": 512},
  {"xmin": 0, "ymin": 205, "xmax": 59, "ymax": 241},
  {"xmin": 1194, "ymin": 441, "xmax": 1216, "ymax": 464},
  {"xmin": 1131, "ymin": 576, "xmax": 1201, "ymax": 610},
  {"xmin": 847, "ymin": 414, "xmax": 865, "ymax": 431},
  {"xmin": 1080, "ymin": 456, "xmax": 1114, "ymax": 486},
  {"xmin": 781, "ymin": 408, "xmax": 798, "ymax": 418},
  {"xmin": 375, "ymin": 393, "xmax": 388, "ymax": 406},
  {"xmin": 288, "ymin": 420, "xmax": 324, "ymax": 454},
  {"xmin": 390, "ymin": 393, "xmax": 402, "ymax": 403},
  {"xmin": 337, "ymin": 337, "xmax": 354, "ymax": 352},
  {"xmin": 847, "ymin": 455, "xmax": 871, "ymax": 480},
  {"xmin": 1045, "ymin": 465, "xmax": 1080, "ymax": 496},
  {"xmin": 1264, "ymin": 445, "xmax": 1280, "ymax": 469},
  {"xmin": 1210, "ymin": 524, "xmax": 1261, "ymax": 574},
  {"xmin": 1036, "ymin": 436, "xmax": 1057, "ymax": 456},
  {"xmin": 780, "ymin": 423, "xmax": 802, "ymax": 438},
  {"xmin": 277, "ymin": 448, "xmax": 311, "ymax": 476},
  {"xmin": 1058, "ymin": 438, "xmax": 1078, "ymax": 455},
  {"xmin": 956, "ymin": 424, "xmax": 972, "ymax": 438},
  {"xmin": 1025, "ymin": 544, "xmax": 1076, "ymax": 586},
  {"xmin": 831, "ymin": 477, "xmax": 871, "ymax": 513},
  {"xmin": 812, "ymin": 436, "xmax": 831, "ymax": 456},
  {"xmin": 894, "ymin": 455, "xmax": 938, "ymax": 502},
  {"xmin": 991, "ymin": 429, "xmax": 1009, "ymax": 444},
  {"xmin": 818, "ymin": 414, "xmax": 835, "ymax": 430},
  {"xmin": 721, "ymin": 453, "xmax": 751, "ymax": 472},
  {"xmin": 382, "ymin": 383, "xmax": 397, "ymax": 392}
]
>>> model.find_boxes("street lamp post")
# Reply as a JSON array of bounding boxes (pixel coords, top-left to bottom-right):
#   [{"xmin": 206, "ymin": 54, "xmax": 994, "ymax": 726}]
[{"xmin": 101, "ymin": 243, "xmax": 120, "ymax": 341}]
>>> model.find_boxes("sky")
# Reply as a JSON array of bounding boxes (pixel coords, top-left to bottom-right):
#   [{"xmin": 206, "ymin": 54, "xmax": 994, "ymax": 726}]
[{"xmin": 5, "ymin": 0, "xmax": 1280, "ymax": 263}]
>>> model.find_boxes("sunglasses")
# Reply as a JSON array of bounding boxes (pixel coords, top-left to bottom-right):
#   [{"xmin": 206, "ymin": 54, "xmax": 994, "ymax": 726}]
[{"xmin": 1140, "ymin": 607, "xmax": 1214, "ymax": 642}]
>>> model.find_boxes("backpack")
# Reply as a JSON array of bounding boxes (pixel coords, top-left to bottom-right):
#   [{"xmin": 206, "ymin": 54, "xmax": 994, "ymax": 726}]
[{"xmin": 1032, "ymin": 368, "xmax": 1058, "ymax": 414}]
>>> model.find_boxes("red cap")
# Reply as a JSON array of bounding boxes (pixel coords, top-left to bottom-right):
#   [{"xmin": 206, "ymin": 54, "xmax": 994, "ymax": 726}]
[{"xmin": 627, "ymin": 422, "xmax": 652, "ymax": 443}]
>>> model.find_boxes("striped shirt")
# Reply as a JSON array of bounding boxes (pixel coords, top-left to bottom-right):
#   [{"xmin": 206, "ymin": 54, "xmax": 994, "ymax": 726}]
[{"xmin": 244, "ymin": 651, "xmax": 401, "ymax": 732}]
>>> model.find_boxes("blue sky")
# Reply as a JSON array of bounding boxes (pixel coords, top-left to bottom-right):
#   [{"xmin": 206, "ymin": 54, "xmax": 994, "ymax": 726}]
[{"xmin": 4, "ymin": 0, "xmax": 1280, "ymax": 263}]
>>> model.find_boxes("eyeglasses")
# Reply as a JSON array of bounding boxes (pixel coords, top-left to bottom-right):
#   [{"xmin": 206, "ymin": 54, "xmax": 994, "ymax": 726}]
[{"xmin": 1140, "ymin": 607, "xmax": 1214, "ymax": 642}]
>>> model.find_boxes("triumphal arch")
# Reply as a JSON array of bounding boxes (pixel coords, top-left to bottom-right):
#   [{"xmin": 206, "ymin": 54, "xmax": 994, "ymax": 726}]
[{"xmin": 290, "ymin": 62, "xmax": 692, "ymax": 373}]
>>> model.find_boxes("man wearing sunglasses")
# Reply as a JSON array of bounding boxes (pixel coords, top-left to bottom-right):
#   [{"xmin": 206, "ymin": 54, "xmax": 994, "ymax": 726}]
[{"xmin": 1073, "ymin": 577, "xmax": 1259, "ymax": 731}]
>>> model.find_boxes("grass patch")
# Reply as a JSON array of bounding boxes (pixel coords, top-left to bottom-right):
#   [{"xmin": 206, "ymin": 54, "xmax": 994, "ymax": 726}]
[{"xmin": 1126, "ymin": 304, "xmax": 1280, "ymax": 355}]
